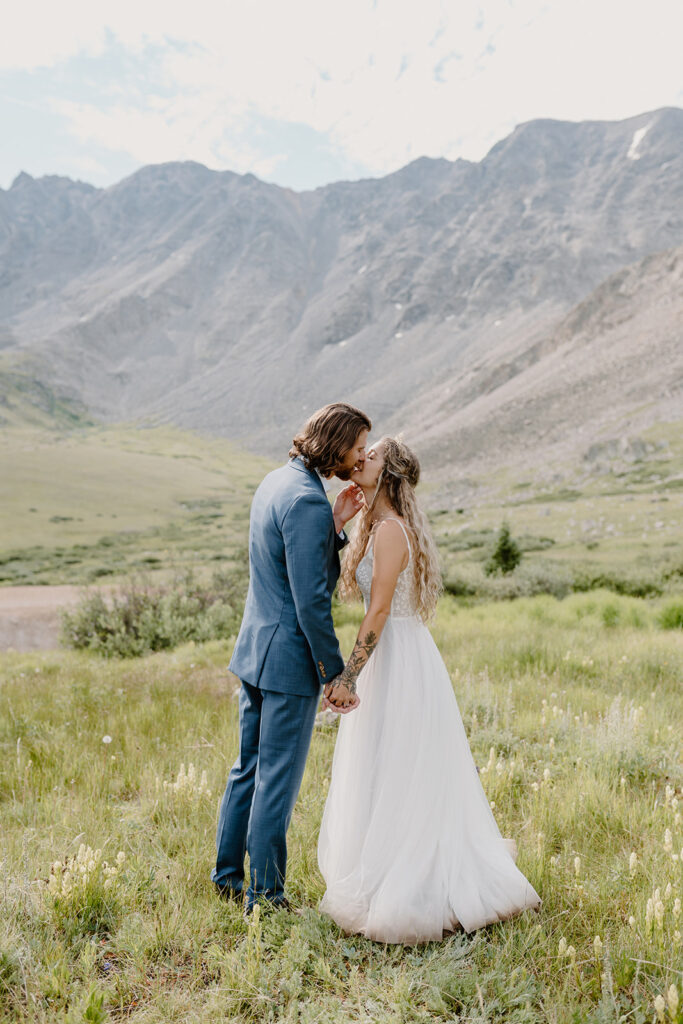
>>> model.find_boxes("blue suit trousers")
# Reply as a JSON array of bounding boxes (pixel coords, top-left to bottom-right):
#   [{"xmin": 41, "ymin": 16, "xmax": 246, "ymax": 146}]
[{"xmin": 211, "ymin": 680, "xmax": 320, "ymax": 907}]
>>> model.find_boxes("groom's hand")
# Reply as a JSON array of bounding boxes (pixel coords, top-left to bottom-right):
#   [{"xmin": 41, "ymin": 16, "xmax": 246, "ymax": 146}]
[
  {"xmin": 323, "ymin": 679, "xmax": 360, "ymax": 714},
  {"xmin": 333, "ymin": 483, "xmax": 364, "ymax": 533}
]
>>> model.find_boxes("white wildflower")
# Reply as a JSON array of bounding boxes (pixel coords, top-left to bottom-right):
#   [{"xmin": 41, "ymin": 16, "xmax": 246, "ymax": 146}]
[
  {"xmin": 668, "ymin": 985, "xmax": 679, "ymax": 1018},
  {"xmin": 664, "ymin": 829, "xmax": 673, "ymax": 853},
  {"xmin": 629, "ymin": 852, "xmax": 638, "ymax": 876},
  {"xmin": 654, "ymin": 994, "xmax": 665, "ymax": 1023},
  {"xmin": 593, "ymin": 935, "xmax": 602, "ymax": 955},
  {"xmin": 558, "ymin": 937, "xmax": 567, "ymax": 956},
  {"xmin": 574, "ymin": 856, "xmax": 581, "ymax": 877},
  {"xmin": 102, "ymin": 735, "xmax": 112, "ymax": 745}
]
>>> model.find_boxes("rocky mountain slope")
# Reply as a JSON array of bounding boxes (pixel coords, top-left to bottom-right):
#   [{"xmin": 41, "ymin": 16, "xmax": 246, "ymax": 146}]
[{"xmin": 1, "ymin": 107, "xmax": 681, "ymax": 474}]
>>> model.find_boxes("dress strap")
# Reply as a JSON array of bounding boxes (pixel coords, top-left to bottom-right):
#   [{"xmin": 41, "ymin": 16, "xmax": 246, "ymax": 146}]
[{"xmin": 381, "ymin": 517, "xmax": 411, "ymax": 561}]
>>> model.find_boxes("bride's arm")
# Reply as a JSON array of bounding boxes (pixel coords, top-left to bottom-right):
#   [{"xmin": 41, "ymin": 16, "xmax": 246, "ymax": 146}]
[{"xmin": 325, "ymin": 519, "xmax": 408, "ymax": 709}]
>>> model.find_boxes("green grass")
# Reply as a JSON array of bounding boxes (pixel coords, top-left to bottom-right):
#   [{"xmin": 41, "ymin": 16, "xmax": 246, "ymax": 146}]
[
  {"xmin": 430, "ymin": 420, "xmax": 683, "ymax": 595},
  {"xmin": 0, "ymin": 422, "xmax": 272, "ymax": 585},
  {"xmin": 1, "ymin": 593, "xmax": 682, "ymax": 1022}
]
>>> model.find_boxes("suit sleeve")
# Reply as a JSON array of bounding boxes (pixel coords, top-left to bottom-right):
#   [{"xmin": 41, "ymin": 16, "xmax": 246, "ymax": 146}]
[
  {"xmin": 282, "ymin": 493, "xmax": 345, "ymax": 685},
  {"xmin": 335, "ymin": 529, "xmax": 349, "ymax": 551}
]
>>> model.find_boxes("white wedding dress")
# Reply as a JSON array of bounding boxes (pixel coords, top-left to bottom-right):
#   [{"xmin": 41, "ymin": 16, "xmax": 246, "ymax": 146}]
[{"xmin": 317, "ymin": 519, "xmax": 541, "ymax": 944}]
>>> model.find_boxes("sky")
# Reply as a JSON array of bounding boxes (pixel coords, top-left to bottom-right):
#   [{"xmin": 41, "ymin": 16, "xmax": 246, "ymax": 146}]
[{"xmin": 2, "ymin": 0, "xmax": 682, "ymax": 193}]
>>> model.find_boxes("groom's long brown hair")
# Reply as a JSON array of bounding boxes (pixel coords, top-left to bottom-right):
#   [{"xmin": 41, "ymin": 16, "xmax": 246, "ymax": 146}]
[{"xmin": 290, "ymin": 403, "xmax": 371, "ymax": 477}]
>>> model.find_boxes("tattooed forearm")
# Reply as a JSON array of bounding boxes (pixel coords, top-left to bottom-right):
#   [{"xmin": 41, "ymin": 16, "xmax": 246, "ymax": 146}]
[{"xmin": 333, "ymin": 630, "xmax": 378, "ymax": 696}]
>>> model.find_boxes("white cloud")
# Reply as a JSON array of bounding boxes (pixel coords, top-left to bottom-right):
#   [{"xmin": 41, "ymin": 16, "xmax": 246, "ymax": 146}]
[{"xmin": 3, "ymin": 0, "xmax": 683, "ymax": 185}]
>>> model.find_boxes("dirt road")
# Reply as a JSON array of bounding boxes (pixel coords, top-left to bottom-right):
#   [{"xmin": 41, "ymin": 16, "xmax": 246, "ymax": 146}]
[{"xmin": 0, "ymin": 585, "xmax": 117, "ymax": 652}]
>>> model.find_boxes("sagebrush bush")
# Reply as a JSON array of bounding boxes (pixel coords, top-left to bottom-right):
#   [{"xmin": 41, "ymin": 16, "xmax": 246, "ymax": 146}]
[{"xmin": 60, "ymin": 566, "xmax": 247, "ymax": 657}]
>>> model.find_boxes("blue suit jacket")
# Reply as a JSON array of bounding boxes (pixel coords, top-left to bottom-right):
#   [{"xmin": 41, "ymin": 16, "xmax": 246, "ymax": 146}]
[{"xmin": 229, "ymin": 458, "xmax": 347, "ymax": 697}]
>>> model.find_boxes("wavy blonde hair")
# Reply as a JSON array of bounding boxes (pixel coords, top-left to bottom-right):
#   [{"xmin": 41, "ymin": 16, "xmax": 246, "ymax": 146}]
[{"xmin": 339, "ymin": 436, "xmax": 442, "ymax": 621}]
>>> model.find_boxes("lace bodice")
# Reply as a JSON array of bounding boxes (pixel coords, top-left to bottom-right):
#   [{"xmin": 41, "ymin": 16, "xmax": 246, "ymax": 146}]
[{"xmin": 355, "ymin": 518, "xmax": 418, "ymax": 619}]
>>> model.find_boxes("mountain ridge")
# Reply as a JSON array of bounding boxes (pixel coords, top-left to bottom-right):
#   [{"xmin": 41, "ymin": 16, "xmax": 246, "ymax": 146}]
[{"xmin": 1, "ymin": 107, "xmax": 682, "ymax": 484}]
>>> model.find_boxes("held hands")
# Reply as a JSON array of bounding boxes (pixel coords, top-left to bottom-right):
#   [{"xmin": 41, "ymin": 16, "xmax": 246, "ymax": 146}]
[
  {"xmin": 322, "ymin": 677, "xmax": 361, "ymax": 714},
  {"xmin": 333, "ymin": 483, "xmax": 365, "ymax": 533}
]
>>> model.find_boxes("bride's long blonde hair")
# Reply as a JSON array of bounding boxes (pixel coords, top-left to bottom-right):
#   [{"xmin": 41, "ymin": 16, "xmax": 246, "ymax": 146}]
[{"xmin": 339, "ymin": 436, "xmax": 442, "ymax": 621}]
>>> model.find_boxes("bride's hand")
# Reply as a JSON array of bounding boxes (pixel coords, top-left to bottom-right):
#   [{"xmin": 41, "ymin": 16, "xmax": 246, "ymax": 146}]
[{"xmin": 332, "ymin": 483, "xmax": 365, "ymax": 531}]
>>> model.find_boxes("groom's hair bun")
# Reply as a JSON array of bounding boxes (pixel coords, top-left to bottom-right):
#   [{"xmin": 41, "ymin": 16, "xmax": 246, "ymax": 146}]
[{"xmin": 290, "ymin": 402, "xmax": 372, "ymax": 477}]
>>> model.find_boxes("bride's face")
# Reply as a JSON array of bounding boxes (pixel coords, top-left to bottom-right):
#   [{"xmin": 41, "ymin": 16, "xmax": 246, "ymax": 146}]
[{"xmin": 351, "ymin": 440, "xmax": 385, "ymax": 488}]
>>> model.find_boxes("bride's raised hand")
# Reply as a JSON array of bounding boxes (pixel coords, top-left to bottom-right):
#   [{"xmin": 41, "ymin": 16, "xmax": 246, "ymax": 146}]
[{"xmin": 332, "ymin": 483, "xmax": 365, "ymax": 532}]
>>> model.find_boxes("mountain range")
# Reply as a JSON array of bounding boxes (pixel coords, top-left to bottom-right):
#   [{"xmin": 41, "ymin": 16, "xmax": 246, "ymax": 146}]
[{"xmin": 1, "ymin": 106, "xmax": 682, "ymax": 486}]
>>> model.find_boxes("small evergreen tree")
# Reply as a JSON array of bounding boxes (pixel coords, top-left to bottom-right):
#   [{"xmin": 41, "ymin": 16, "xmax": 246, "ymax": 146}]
[{"xmin": 485, "ymin": 522, "xmax": 522, "ymax": 576}]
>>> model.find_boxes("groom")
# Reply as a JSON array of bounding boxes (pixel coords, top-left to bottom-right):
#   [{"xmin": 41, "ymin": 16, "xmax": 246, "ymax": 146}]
[{"xmin": 211, "ymin": 402, "xmax": 371, "ymax": 913}]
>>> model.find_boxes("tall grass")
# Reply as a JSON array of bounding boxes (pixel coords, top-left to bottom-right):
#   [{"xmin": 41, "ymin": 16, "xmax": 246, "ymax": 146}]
[{"xmin": 1, "ymin": 591, "xmax": 681, "ymax": 1022}]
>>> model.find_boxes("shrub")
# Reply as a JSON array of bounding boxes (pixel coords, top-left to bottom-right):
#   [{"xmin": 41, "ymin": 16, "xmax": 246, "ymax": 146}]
[
  {"xmin": 657, "ymin": 600, "xmax": 683, "ymax": 629},
  {"xmin": 443, "ymin": 574, "xmax": 478, "ymax": 597},
  {"xmin": 60, "ymin": 564, "xmax": 247, "ymax": 658},
  {"xmin": 479, "ymin": 562, "xmax": 574, "ymax": 600},
  {"xmin": 572, "ymin": 569, "xmax": 663, "ymax": 598},
  {"xmin": 484, "ymin": 523, "xmax": 522, "ymax": 576}
]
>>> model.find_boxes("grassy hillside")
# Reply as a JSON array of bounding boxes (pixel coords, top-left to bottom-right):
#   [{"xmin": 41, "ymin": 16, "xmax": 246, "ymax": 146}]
[
  {"xmin": 429, "ymin": 420, "xmax": 683, "ymax": 596},
  {"xmin": 0, "ymin": 401, "xmax": 681, "ymax": 595},
  {"xmin": 0, "ymin": 420, "xmax": 273, "ymax": 585},
  {"xmin": 1, "ymin": 593, "xmax": 681, "ymax": 1022}
]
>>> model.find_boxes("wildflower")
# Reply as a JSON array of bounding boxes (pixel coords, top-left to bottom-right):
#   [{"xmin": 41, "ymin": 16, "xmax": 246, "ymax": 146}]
[
  {"xmin": 646, "ymin": 899, "xmax": 654, "ymax": 930},
  {"xmin": 628, "ymin": 916, "xmax": 636, "ymax": 929},
  {"xmin": 102, "ymin": 735, "xmax": 112, "ymax": 745},
  {"xmin": 668, "ymin": 986, "xmax": 679, "ymax": 1018},
  {"xmin": 664, "ymin": 883, "xmax": 672, "ymax": 903},
  {"xmin": 574, "ymin": 856, "xmax": 581, "ymax": 877},
  {"xmin": 550, "ymin": 856, "xmax": 558, "ymax": 867},
  {"xmin": 558, "ymin": 937, "xmax": 567, "ymax": 956},
  {"xmin": 654, "ymin": 994, "xmax": 666, "ymax": 1022},
  {"xmin": 162, "ymin": 762, "xmax": 212, "ymax": 800},
  {"xmin": 593, "ymin": 935, "xmax": 602, "ymax": 956},
  {"xmin": 664, "ymin": 829, "xmax": 673, "ymax": 853},
  {"xmin": 673, "ymin": 898, "xmax": 681, "ymax": 921},
  {"xmin": 654, "ymin": 900, "xmax": 665, "ymax": 930},
  {"xmin": 548, "ymin": 737, "xmax": 555, "ymax": 749},
  {"xmin": 531, "ymin": 782, "xmax": 540, "ymax": 792},
  {"xmin": 620, "ymin": 777, "xmax": 626, "ymax": 790},
  {"xmin": 665, "ymin": 785, "xmax": 675, "ymax": 807},
  {"xmin": 629, "ymin": 852, "xmax": 638, "ymax": 876},
  {"xmin": 566, "ymin": 945, "xmax": 576, "ymax": 962},
  {"xmin": 543, "ymin": 768, "xmax": 551, "ymax": 783}
]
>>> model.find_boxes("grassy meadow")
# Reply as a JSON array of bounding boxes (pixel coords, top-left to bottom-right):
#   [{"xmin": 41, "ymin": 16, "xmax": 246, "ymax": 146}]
[
  {"xmin": 1, "ymin": 593, "xmax": 682, "ymax": 1023},
  {"xmin": 1, "ymin": 410, "xmax": 682, "ymax": 1021},
  {"xmin": 429, "ymin": 420, "xmax": 683, "ymax": 598},
  {"xmin": 0, "ymin": 422, "xmax": 272, "ymax": 586}
]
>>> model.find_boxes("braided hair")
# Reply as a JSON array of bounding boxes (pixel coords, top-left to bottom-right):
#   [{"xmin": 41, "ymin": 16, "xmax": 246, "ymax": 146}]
[{"xmin": 339, "ymin": 436, "xmax": 442, "ymax": 621}]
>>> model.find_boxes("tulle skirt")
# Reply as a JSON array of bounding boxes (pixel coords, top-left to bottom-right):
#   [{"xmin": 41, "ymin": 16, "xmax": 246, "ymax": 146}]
[{"xmin": 317, "ymin": 616, "xmax": 541, "ymax": 944}]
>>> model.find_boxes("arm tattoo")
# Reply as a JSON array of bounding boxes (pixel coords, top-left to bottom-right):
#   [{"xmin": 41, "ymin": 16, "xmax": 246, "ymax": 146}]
[{"xmin": 333, "ymin": 630, "xmax": 378, "ymax": 696}]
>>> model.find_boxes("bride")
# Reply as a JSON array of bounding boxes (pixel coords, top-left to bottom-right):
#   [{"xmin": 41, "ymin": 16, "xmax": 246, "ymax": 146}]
[{"xmin": 317, "ymin": 436, "xmax": 541, "ymax": 944}]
